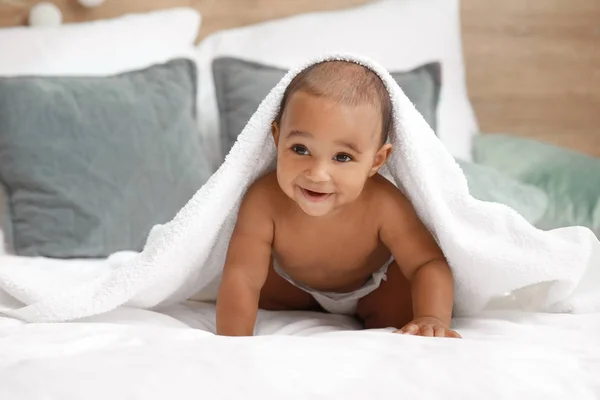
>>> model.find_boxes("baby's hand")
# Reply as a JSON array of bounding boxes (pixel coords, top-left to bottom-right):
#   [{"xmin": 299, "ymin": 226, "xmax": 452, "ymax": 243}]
[{"xmin": 395, "ymin": 317, "xmax": 461, "ymax": 338}]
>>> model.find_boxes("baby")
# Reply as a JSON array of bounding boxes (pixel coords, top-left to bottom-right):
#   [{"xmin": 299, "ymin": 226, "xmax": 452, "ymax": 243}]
[{"xmin": 216, "ymin": 60, "xmax": 460, "ymax": 339}]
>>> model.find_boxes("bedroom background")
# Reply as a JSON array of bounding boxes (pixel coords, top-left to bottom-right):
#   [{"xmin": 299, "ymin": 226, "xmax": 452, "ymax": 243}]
[
  {"xmin": 1, "ymin": 3, "xmax": 599, "ymax": 398},
  {"xmin": 0, "ymin": 0, "xmax": 598, "ymax": 259}
]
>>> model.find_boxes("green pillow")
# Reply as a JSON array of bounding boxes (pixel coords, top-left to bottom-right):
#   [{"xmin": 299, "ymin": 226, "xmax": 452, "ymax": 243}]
[
  {"xmin": 212, "ymin": 57, "xmax": 442, "ymax": 157},
  {"xmin": 472, "ymin": 134, "xmax": 600, "ymax": 236},
  {"xmin": 0, "ymin": 59, "xmax": 212, "ymax": 258},
  {"xmin": 457, "ymin": 160, "xmax": 549, "ymax": 224}
]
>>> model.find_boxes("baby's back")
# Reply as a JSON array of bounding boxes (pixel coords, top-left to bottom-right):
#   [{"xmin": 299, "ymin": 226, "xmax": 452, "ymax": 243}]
[{"xmin": 258, "ymin": 171, "xmax": 397, "ymax": 293}]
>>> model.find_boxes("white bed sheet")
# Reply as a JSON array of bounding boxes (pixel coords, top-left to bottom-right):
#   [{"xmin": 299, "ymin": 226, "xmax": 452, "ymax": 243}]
[{"xmin": 1, "ymin": 302, "xmax": 598, "ymax": 399}]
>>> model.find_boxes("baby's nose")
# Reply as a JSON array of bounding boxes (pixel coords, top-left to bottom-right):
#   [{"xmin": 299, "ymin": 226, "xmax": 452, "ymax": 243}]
[{"xmin": 306, "ymin": 161, "xmax": 330, "ymax": 182}]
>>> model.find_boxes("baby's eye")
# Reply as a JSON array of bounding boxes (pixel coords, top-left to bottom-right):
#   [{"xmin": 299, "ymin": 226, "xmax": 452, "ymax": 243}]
[
  {"xmin": 334, "ymin": 153, "xmax": 353, "ymax": 163},
  {"xmin": 292, "ymin": 145, "xmax": 309, "ymax": 155}
]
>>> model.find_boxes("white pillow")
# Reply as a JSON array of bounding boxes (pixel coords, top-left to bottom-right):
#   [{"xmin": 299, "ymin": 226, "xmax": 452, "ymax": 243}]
[
  {"xmin": 0, "ymin": 7, "xmax": 201, "ymax": 76},
  {"xmin": 195, "ymin": 0, "xmax": 478, "ymax": 166}
]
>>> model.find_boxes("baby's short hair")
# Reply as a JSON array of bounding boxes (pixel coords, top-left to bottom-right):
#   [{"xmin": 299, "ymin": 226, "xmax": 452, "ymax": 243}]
[{"xmin": 275, "ymin": 61, "xmax": 392, "ymax": 145}]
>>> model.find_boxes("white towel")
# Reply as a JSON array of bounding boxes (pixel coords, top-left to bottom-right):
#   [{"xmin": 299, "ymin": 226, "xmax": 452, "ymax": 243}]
[{"xmin": 0, "ymin": 53, "xmax": 599, "ymax": 323}]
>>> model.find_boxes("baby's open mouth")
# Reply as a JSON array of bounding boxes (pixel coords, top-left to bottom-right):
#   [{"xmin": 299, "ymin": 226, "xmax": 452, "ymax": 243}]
[{"xmin": 300, "ymin": 188, "xmax": 332, "ymax": 203}]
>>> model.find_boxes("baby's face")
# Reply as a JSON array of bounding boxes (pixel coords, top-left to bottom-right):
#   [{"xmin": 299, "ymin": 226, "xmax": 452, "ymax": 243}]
[{"xmin": 273, "ymin": 91, "xmax": 390, "ymax": 217}]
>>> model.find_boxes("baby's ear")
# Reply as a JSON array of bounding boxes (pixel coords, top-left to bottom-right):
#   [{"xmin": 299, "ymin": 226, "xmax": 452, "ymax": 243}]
[
  {"xmin": 271, "ymin": 121, "xmax": 280, "ymax": 147},
  {"xmin": 369, "ymin": 144, "xmax": 392, "ymax": 176}
]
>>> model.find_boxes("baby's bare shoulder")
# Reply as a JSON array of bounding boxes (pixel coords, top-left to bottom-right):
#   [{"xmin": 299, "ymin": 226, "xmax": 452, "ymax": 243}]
[
  {"xmin": 234, "ymin": 172, "xmax": 278, "ymax": 239},
  {"xmin": 242, "ymin": 171, "xmax": 280, "ymax": 206},
  {"xmin": 370, "ymin": 174, "xmax": 417, "ymax": 219}
]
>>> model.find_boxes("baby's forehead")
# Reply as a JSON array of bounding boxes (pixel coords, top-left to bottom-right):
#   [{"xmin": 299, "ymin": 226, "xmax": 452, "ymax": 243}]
[
  {"xmin": 284, "ymin": 92, "xmax": 383, "ymax": 148},
  {"xmin": 277, "ymin": 60, "xmax": 391, "ymax": 145}
]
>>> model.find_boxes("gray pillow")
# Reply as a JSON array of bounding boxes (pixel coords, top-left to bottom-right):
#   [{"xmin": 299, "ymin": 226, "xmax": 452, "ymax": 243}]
[
  {"xmin": 0, "ymin": 183, "xmax": 12, "ymax": 253},
  {"xmin": 0, "ymin": 58, "xmax": 211, "ymax": 258},
  {"xmin": 212, "ymin": 57, "xmax": 441, "ymax": 157},
  {"xmin": 457, "ymin": 159, "xmax": 549, "ymax": 225}
]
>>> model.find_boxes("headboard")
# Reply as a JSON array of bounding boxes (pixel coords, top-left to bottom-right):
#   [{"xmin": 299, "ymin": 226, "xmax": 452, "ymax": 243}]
[{"xmin": 1, "ymin": 0, "xmax": 599, "ymax": 157}]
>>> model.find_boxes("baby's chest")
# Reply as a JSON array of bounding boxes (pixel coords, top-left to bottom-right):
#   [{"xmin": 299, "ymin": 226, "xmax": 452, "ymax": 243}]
[{"xmin": 272, "ymin": 219, "xmax": 382, "ymax": 268}]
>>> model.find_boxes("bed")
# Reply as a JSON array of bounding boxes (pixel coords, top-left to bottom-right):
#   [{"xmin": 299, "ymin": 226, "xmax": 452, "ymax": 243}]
[{"xmin": 0, "ymin": 0, "xmax": 599, "ymax": 398}]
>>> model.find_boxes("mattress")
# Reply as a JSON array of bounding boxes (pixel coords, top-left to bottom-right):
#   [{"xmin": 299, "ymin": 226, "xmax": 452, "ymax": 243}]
[{"xmin": 1, "ymin": 302, "xmax": 598, "ymax": 399}]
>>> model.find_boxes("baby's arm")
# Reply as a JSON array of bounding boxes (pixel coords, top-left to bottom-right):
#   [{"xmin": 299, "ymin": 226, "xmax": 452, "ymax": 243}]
[
  {"xmin": 216, "ymin": 182, "xmax": 274, "ymax": 336},
  {"xmin": 379, "ymin": 188, "xmax": 457, "ymax": 336}
]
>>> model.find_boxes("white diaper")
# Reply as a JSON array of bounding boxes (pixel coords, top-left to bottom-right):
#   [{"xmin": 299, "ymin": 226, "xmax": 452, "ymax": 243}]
[{"xmin": 273, "ymin": 258, "xmax": 394, "ymax": 315}]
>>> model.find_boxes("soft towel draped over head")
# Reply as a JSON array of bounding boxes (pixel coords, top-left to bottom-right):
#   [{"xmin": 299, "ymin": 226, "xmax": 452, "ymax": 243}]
[{"xmin": 0, "ymin": 53, "xmax": 599, "ymax": 322}]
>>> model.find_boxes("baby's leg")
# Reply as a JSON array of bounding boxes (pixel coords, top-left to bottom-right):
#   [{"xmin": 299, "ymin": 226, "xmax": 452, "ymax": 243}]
[
  {"xmin": 355, "ymin": 261, "xmax": 413, "ymax": 330},
  {"xmin": 258, "ymin": 261, "xmax": 323, "ymax": 312}
]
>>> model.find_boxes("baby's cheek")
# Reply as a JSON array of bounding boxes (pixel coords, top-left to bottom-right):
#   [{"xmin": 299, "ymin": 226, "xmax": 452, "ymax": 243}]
[
  {"xmin": 276, "ymin": 162, "xmax": 299, "ymax": 198},
  {"xmin": 277, "ymin": 152, "xmax": 295, "ymax": 171},
  {"xmin": 340, "ymin": 168, "xmax": 369, "ymax": 198},
  {"xmin": 275, "ymin": 165, "xmax": 289, "ymax": 188}
]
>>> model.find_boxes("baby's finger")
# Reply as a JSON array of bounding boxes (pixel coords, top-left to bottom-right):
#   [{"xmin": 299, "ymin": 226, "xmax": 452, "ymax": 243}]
[
  {"xmin": 434, "ymin": 327, "xmax": 446, "ymax": 337},
  {"xmin": 447, "ymin": 330, "xmax": 462, "ymax": 339},
  {"xmin": 421, "ymin": 325, "xmax": 434, "ymax": 337},
  {"xmin": 400, "ymin": 324, "xmax": 419, "ymax": 335}
]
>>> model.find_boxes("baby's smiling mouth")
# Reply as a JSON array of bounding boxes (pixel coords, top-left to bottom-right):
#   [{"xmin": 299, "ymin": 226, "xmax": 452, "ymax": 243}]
[{"xmin": 300, "ymin": 187, "xmax": 333, "ymax": 203}]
